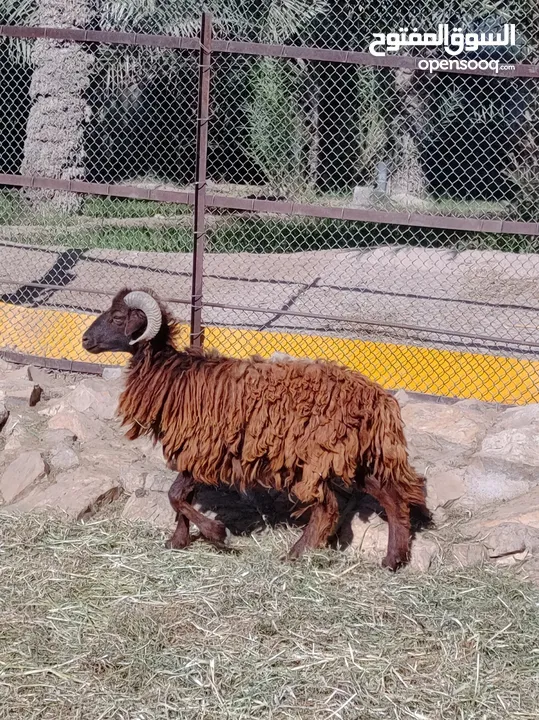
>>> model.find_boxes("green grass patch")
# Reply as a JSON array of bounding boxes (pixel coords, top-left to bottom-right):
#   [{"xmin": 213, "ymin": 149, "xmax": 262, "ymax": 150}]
[
  {"xmin": 1, "ymin": 188, "xmax": 537, "ymax": 255},
  {"xmin": 81, "ymin": 197, "xmax": 192, "ymax": 219}
]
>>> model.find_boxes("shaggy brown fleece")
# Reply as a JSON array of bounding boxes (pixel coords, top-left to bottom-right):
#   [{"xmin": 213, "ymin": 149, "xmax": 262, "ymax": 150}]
[{"xmin": 119, "ymin": 314, "xmax": 425, "ymax": 512}]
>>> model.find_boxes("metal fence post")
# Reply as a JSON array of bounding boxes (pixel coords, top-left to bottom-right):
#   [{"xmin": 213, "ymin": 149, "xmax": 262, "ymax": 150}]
[{"xmin": 190, "ymin": 11, "xmax": 212, "ymax": 348}]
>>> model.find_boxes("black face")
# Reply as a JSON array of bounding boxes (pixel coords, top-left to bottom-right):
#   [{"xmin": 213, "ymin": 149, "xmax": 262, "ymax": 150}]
[{"xmin": 82, "ymin": 302, "xmax": 147, "ymax": 354}]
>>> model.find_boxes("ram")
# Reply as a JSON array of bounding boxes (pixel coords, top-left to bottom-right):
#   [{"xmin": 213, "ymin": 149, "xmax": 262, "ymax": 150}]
[{"xmin": 82, "ymin": 289, "xmax": 429, "ymax": 570}]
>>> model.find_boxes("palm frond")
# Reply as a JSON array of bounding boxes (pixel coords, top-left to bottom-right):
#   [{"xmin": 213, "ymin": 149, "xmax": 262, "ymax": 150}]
[{"xmin": 0, "ymin": 0, "xmax": 37, "ymax": 66}]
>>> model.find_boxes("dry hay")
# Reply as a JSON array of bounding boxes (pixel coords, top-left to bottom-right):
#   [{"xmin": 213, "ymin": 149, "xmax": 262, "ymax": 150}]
[{"xmin": 0, "ymin": 513, "xmax": 538, "ymax": 720}]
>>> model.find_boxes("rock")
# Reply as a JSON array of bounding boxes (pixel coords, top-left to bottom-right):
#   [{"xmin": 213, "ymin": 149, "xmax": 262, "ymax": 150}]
[
  {"xmin": 1, "ymin": 412, "xmax": 25, "ymax": 451},
  {"xmin": 0, "ymin": 378, "xmax": 43, "ymax": 407},
  {"xmin": 122, "ymin": 490, "xmax": 175, "ymax": 531},
  {"xmin": 3, "ymin": 365, "xmax": 30, "ymax": 381},
  {"xmin": 3, "ymin": 414, "xmax": 42, "ymax": 454},
  {"xmin": 473, "ymin": 405, "xmax": 539, "ymax": 485},
  {"xmin": 41, "ymin": 428, "xmax": 77, "ymax": 448},
  {"xmin": 48, "ymin": 409, "xmax": 107, "ymax": 443},
  {"xmin": 482, "ymin": 522, "xmax": 539, "ymax": 559},
  {"xmin": 130, "ymin": 436, "xmax": 165, "ymax": 465},
  {"xmin": 402, "ymin": 403, "xmax": 486, "ymax": 465},
  {"xmin": 394, "ymin": 389, "xmax": 410, "ymax": 407},
  {"xmin": 0, "ymin": 397, "xmax": 10, "ymax": 432},
  {"xmin": 348, "ymin": 514, "xmax": 388, "ymax": 557},
  {"xmin": 477, "ymin": 426, "xmax": 539, "ymax": 480},
  {"xmin": 465, "ymin": 486, "xmax": 539, "ymax": 532},
  {"xmin": 102, "ymin": 367, "xmax": 123, "ymax": 381},
  {"xmin": 49, "ymin": 445, "xmax": 79, "ymax": 473},
  {"xmin": 145, "ymin": 470, "xmax": 175, "ymax": 493},
  {"xmin": 0, "ymin": 358, "xmax": 14, "ymax": 372},
  {"xmin": 9, "ymin": 466, "xmax": 121, "ymax": 519},
  {"xmin": 44, "ymin": 378, "xmax": 120, "ymax": 421},
  {"xmin": 451, "ymin": 542, "xmax": 487, "ymax": 567},
  {"xmin": 0, "ymin": 451, "xmax": 48, "ymax": 504},
  {"xmin": 426, "ymin": 469, "xmax": 466, "ymax": 510},
  {"xmin": 348, "ymin": 513, "xmax": 437, "ymax": 571},
  {"xmin": 462, "ymin": 459, "xmax": 530, "ymax": 508},
  {"xmin": 119, "ymin": 462, "xmax": 147, "ymax": 495},
  {"xmin": 495, "ymin": 549, "xmax": 531, "ymax": 567},
  {"xmin": 79, "ymin": 440, "xmax": 138, "ymax": 468},
  {"xmin": 410, "ymin": 536, "xmax": 438, "ymax": 572},
  {"xmin": 495, "ymin": 404, "xmax": 539, "ymax": 431},
  {"xmin": 27, "ymin": 366, "xmax": 70, "ymax": 397}
]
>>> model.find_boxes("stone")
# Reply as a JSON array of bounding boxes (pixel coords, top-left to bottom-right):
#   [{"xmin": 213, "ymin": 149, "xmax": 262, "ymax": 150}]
[
  {"xmin": 482, "ymin": 522, "xmax": 539, "ymax": 559},
  {"xmin": 472, "ymin": 404, "xmax": 539, "ymax": 484},
  {"xmin": 0, "ymin": 396, "xmax": 9, "ymax": 432},
  {"xmin": 348, "ymin": 514, "xmax": 388, "ymax": 557},
  {"xmin": 0, "ymin": 378, "xmax": 43, "ymax": 407},
  {"xmin": 426, "ymin": 469, "xmax": 466, "ymax": 510},
  {"xmin": 394, "ymin": 389, "xmax": 410, "ymax": 407},
  {"xmin": 3, "ymin": 365, "xmax": 30, "ymax": 382},
  {"xmin": 496, "ymin": 404, "xmax": 539, "ymax": 430},
  {"xmin": 409, "ymin": 536, "xmax": 438, "ymax": 573},
  {"xmin": 119, "ymin": 462, "xmax": 147, "ymax": 495},
  {"xmin": 49, "ymin": 445, "xmax": 80, "ymax": 473},
  {"xmin": 0, "ymin": 451, "xmax": 48, "ymax": 504},
  {"xmin": 102, "ymin": 367, "xmax": 123, "ymax": 381},
  {"xmin": 466, "ymin": 486, "xmax": 539, "ymax": 530},
  {"xmin": 451, "ymin": 542, "xmax": 487, "ymax": 567},
  {"xmin": 9, "ymin": 466, "xmax": 121, "ymax": 519},
  {"xmin": 1, "ymin": 412, "xmax": 25, "ymax": 449},
  {"xmin": 145, "ymin": 470, "xmax": 175, "ymax": 493},
  {"xmin": 79, "ymin": 440, "xmax": 138, "ymax": 469},
  {"xmin": 477, "ymin": 427, "xmax": 539, "ymax": 479},
  {"xmin": 122, "ymin": 491, "xmax": 175, "ymax": 531},
  {"xmin": 41, "ymin": 428, "xmax": 77, "ymax": 448},
  {"xmin": 462, "ymin": 459, "xmax": 530, "ymax": 508},
  {"xmin": 402, "ymin": 403, "xmax": 486, "ymax": 465},
  {"xmin": 0, "ymin": 358, "xmax": 14, "ymax": 372},
  {"xmin": 44, "ymin": 378, "xmax": 120, "ymax": 421},
  {"xmin": 348, "ymin": 513, "xmax": 437, "ymax": 571},
  {"xmin": 3, "ymin": 415, "xmax": 43, "ymax": 454},
  {"xmin": 28, "ymin": 366, "xmax": 70, "ymax": 396},
  {"xmin": 130, "ymin": 435, "xmax": 165, "ymax": 465},
  {"xmin": 48, "ymin": 409, "xmax": 107, "ymax": 443}
]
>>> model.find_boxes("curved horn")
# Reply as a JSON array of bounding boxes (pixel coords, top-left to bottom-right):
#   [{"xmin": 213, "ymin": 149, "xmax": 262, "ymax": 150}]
[{"xmin": 124, "ymin": 291, "xmax": 162, "ymax": 344}]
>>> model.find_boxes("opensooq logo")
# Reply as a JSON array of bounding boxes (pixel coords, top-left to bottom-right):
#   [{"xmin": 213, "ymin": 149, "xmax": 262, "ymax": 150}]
[{"xmin": 369, "ymin": 24, "xmax": 516, "ymax": 74}]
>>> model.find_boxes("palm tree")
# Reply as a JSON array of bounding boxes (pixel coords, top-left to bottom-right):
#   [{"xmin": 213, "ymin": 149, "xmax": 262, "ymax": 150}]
[
  {"xmin": 18, "ymin": 0, "xmax": 98, "ymax": 212},
  {"xmin": 1, "ymin": 0, "xmax": 326, "ymax": 210}
]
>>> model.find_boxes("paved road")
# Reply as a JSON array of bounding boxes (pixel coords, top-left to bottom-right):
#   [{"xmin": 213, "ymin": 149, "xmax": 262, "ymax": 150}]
[{"xmin": 1, "ymin": 238, "xmax": 539, "ymax": 359}]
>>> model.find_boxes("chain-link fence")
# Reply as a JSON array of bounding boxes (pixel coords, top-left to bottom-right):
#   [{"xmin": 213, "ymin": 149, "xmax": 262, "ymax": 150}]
[{"xmin": 0, "ymin": 3, "xmax": 538, "ymax": 404}]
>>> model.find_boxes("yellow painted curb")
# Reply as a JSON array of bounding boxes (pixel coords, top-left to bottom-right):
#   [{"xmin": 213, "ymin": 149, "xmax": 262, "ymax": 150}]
[{"xmin": 0, "ymin": 301, "xmax": 537, "ymax": 405}]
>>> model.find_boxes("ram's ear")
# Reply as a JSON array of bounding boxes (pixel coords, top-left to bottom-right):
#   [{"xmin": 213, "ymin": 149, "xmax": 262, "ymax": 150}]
[{"xmin": 124, "ymin": 308, "xmax": 147, "ymax": 340}]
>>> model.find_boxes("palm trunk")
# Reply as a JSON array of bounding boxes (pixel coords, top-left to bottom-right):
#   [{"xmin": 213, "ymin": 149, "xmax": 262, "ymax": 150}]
[
  {"xmin": 390, "ymin": 68, "xmax": 428, "ymax": 201},
  {"xmin": 20, "ymin": 0, "xmax": 97, "ymax": 213}
]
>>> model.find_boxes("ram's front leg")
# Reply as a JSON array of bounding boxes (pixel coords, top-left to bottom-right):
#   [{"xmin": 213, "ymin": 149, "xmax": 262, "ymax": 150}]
[
  {"xmin": 166, "ymin": 472, "xmax": 195, "ymax": 549},
  {"xmin": 166, "ymin": 472, "xmax": 229, "ymax": 551}
]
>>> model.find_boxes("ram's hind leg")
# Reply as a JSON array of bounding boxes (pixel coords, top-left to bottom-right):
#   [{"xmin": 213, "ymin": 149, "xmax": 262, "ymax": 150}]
[
  {"xmin": 167, "ymin": 472, "xmax": 229, "ymax": 551},
  {"xmin": 364, "ymin": 475, "xmax": 411, "ymax": 571},
  {"xmin": 288, "ymin": 488, "xmax": 339, "ymax": 560}
]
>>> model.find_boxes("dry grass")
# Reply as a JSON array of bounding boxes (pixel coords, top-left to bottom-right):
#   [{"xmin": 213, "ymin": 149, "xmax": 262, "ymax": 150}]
[{"xmin": 0, "ymin": 513, "xmax": 538, "ymax": 720}]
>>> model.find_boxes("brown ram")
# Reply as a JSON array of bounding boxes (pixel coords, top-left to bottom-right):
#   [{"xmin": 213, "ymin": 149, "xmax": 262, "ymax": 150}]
[{"xmin": 82, "ymin": 288, "xmax": 430, "ymax": 570}]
